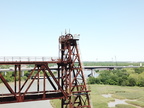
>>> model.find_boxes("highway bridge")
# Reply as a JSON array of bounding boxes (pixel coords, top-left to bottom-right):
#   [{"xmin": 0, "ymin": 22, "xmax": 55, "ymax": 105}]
[
  {"xmin": 0, "ymin": 66, "xmax": 141, "ymax": 72},
  {"xmin": 83, "ymin": 66, "xmax": 141, "ymax": 69}
]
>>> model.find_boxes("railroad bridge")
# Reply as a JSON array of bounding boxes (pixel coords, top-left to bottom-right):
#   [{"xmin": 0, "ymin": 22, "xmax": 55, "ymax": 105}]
[{"xmin": 0, "ymin": 34, "xmax": 91, "ymax": 108}]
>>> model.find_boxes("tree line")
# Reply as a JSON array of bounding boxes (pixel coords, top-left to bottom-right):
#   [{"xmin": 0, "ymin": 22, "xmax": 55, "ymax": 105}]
[
  {"xmin": 0, "ymin": 70, "xmax": 56, "ymax": 83},
  {"xmin": 83, "ymin": 61, "xmax": 142, "ymax": 66},
  {"xmin": 87, "ymin": 67, "xmax": 144, "ymax": 87}
]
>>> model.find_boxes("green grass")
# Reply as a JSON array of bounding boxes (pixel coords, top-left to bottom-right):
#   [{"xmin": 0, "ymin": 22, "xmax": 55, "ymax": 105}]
[
  {"xmin": 126, "ymin": 101, "xmax": 144, "ymax": 107},
  {"xmin": 51, "ymin": 84, "xmax": 144, "ymax": 108},
  {"xmin": 115, "ymin": 104, "xmax": 136, "ymax": 108},
  {"xmin": 51, "ymin": 99, "xmax": 61, "ymax": 108}
]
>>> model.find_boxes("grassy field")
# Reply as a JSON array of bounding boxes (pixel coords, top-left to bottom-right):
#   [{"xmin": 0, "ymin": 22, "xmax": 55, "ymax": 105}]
[{"xmin": 51, "ymin": 84, "xmax": 144, "ymax": 108}]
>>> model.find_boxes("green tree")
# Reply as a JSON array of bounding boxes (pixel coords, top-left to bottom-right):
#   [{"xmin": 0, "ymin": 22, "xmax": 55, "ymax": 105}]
[
  {"xmin": 128, "ymin": 77, "xmax": 136, "ymax": 86},
  {"xmin": 87, "ymin": 77, "xmax": 96, "ymax": 84},
  {"xmin": 134, "ymin": 67, "xmax": 144, "ymax": 74}
]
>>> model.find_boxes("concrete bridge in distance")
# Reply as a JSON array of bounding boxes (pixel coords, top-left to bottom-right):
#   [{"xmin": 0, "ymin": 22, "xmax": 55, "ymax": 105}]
[
  {"xmin": 83, "ymin": 66, "xmax": 141, "ymax": 77},
  {"xmin": 0, "ymin": 66, "xmax": 141, "ymax": 77},
  {"xmin": 83, "ymin": 65, "xmax": 141, "ymax": 70},
  {"xmin": 0, "ymin": 65, "xmax": 141, "ymax": 72}
]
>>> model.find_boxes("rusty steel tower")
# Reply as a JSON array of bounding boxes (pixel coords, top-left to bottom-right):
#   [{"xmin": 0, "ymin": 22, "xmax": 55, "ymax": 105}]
[
  {"xmin": 0, "ymin": 33, "xmax": 91, "ymax": 108},
  {"xmin": 58, "ymin": 34, "xmax": 91, "ymax": 108}
]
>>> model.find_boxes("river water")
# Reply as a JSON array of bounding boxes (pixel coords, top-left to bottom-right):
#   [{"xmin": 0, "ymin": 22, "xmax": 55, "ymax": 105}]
[
  {"xmin": 0, "ymin": 100, "xmax": 53, "ymax": 108},
  {"xmin": 0, "ymin": 70, "xmax": 96, "ymax": 108},
  {"xmin": 0, "ymin": 80, "xmax": 54, "ymax": 108}
]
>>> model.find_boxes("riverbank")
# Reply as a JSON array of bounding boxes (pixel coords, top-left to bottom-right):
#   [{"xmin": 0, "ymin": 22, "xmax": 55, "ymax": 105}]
[
  {"xmin": 90, "ymin": 84, "xmax": 144, "ymax": 108},
  {"xmin": 51, "ymin": 84, "xmax": 144, "ymax": 108}
]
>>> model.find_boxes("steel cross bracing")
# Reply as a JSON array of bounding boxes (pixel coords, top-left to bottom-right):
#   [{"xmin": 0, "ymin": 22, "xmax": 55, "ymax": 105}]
[
  {"xmin": 0, "ymin": 34, "xmax": 91, "ymax": 108},
  {"xmin": 0, "ymin": 61, "xmax": 65, "ymax": 103}
]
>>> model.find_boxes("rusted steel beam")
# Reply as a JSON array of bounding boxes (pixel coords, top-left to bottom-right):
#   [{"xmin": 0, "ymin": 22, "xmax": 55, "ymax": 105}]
[
  {"xmin": 43, "ymin": 69, "xmax": 57, "ymax": 90},
  {"xmin": 0, "ymin": 74, "xmax": 16, "ymax": 96},
  {"xmin": 14, "ymin": 65, "xmax": 17, "ymax": 93},
  {"xmin": 23, "ymin": 68, "xmax": 41, "ymax": 97},
  {"xmin": 0, "ymin": 90, "xmax": 61, "ymax": 96},
  {"xmin": 45, "ymin": 64, "xmax": 68, "ymax": 98},
  {"xmin": 19, "ymin": 65, "xmax": 37, "ymax": 92},
  {"xmin": 0, "ymin": 92, "xmax": 64, "ymax": 104}
]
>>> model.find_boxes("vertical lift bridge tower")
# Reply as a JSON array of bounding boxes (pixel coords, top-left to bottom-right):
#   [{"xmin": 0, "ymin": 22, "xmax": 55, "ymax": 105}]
[{"xmin": 59, "ymin": 34, "xmax": 91, "ymax": 107}]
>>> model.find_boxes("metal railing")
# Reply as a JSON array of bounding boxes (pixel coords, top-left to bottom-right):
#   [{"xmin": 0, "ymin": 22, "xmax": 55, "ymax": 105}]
[{"xmin": 0, "ymin": 56, "xmax": 59, "ymax": 62}]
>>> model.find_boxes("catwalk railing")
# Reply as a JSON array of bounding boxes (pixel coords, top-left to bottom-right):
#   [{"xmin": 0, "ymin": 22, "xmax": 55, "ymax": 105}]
[{"xmin": 0, "ymin": 56, "xmax": 59, "ymax": 62}]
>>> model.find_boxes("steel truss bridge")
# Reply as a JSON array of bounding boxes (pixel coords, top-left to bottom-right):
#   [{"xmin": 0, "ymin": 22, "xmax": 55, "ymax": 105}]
[{"xmin": 0, "ymin": 34, "xmax": 91, "ymax": 108}]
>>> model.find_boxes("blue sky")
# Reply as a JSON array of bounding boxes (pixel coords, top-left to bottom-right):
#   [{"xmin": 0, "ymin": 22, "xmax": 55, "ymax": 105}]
[{"xmin": 0, "ymin": 0, "xmax": 144, "ymax": 61}]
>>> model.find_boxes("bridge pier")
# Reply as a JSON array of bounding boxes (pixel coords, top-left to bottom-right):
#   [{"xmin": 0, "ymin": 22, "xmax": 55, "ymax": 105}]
[
  {"xmin": 4, "ymin": 71, "xmax": 7, "ymax": 76},
  {"xmin": 21, "ymin": 71, "xmax": 24, "ymax": 77},
  {"xmin": 89, "ymin": 69, "xmax": 95, "ymax": 77}
]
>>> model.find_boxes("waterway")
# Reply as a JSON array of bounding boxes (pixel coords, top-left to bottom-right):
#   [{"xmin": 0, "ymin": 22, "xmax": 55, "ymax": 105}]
[
  {"xmin": 84, "ymin": 69, "xmax": 99, "ymax": 78},
  {"xmin": 0, "ymin": 100, "xmax": 53, "ymax": 108},
  {"xmin": 0, "ymin": 80, "xmax": 54, "ymax": 108},
  {"xmin": 102, "ymin": 94, "xmax": 140, "ymax": 108},
  {"xmin": 0, "ymin": 70, "xmax": 95, "ymax": 108}
]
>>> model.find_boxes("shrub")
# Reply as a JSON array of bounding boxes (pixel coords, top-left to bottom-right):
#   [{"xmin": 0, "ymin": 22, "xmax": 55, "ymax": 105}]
[
  {"xmin": 87, "ymin": 68, "xmax": 144, "ymax": 87},
  {"xmin": 87, "ymin": 77, "xmax": 96, "ymax": 84}
]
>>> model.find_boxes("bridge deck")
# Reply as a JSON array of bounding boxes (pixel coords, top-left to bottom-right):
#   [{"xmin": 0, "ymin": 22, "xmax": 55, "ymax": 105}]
[{"xmin": 0, "ymin": 92, "xmax": 64, "ymax": 104}]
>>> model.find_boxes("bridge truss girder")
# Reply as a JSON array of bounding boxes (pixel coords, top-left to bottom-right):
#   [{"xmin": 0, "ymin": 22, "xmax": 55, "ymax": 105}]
[
  {"xmin": 0, "ymin": 62, "xmax": 65, "ymax": 103},
  {"xmin": 0, "ymin": 33, "xmax": 91, "ymax": 108}
]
